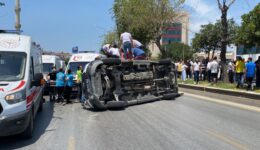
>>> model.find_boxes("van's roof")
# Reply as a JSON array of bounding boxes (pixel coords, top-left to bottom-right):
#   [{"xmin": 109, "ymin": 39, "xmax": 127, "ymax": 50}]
[
  {"xmin": 69, "ymin": 53, "xmax": 103, "ymax": 63},
  {"xmin": 42, "ymin": 55, "xmax": 59, "ymax": 63},
  {"xmin": 0, "ymin": 34, "xmax": 32, "ymax": 53}
]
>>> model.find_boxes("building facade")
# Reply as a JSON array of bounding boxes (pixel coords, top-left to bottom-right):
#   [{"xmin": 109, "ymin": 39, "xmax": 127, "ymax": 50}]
[{"xmin": 149, "ymin": 12, "xmax": 189, "ymax": 59}]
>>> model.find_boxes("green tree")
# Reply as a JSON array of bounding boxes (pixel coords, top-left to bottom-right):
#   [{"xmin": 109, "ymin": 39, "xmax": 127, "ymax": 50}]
[
  {"xmin": 236, "ymin": 3, "xmax": 260, "ymax": 48},
  {"xmin": 192, "ymin": 19, "xmax": 238, "ymax": 59},
  {"xmin": 102, "ymin": 30, "xmax": 118, "ymax": 46},
  {"xmin": 217, "ymin": 0, "xmax": 236, "ymax": 63},
  {"xmin": 160, "ymin": 42, "xmax": 193, "ymax": 61},
  {"xmin": 113, "ymin": 0, "xmax": 184, "ymax": 55}
]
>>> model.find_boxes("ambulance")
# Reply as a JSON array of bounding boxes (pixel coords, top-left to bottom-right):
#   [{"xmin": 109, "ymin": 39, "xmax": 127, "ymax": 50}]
[
  {"xmin": 66, "ymin": 53, "xmax": 106, "ymax": 94},
  {"xmin": 0, "ymin": 32, "xmax": 44, "ymax": 138},
  {"xmin": 42, "ymin": 55, "xmax": 64, "ymax": 79}
]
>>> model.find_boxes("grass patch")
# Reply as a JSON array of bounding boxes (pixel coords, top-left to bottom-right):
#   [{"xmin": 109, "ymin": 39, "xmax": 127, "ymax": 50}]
[{"xmin": 178, "ymin": 79, "xmax": 260, "ymax": 93}]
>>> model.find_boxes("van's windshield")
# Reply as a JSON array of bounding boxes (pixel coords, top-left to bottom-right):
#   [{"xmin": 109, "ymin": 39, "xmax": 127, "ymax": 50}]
[
  {"xmin": 43, "ymin": 63, "xmax": 54, "ymax": 74},
  {"xmin": 68, "ymin": 62, "xmax": 89, "ymax": 74},
  {"xmin": 0, "ymin": 52, "xmax": 27, "ymax": 81}
]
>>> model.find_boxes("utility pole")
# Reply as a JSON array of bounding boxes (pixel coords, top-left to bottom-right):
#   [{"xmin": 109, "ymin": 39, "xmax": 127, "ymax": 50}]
[{"xmin": 15, "ymin": 0, "xmax": 21, "ymax": 31}]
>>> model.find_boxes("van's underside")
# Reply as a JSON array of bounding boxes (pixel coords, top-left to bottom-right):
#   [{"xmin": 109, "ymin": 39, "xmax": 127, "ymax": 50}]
[{"xmin": 83, "ymin": 58, "xmax": 179, "ymax": 110}]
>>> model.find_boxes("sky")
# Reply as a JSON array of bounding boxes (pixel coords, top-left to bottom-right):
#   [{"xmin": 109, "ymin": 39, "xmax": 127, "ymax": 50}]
[{"xmin": 0, "ymin": 0, "xmax": 259, "ymax": 52}]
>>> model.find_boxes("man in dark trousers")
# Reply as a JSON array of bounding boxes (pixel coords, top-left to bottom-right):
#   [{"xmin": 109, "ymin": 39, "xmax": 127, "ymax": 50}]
[
  {"xmin": 48, "ymin": 66, "xmax": 57, "ymax": 102},
  {"xmin": 56, "ymin": 68, "xmax": 65, "ymax": 104},
  {"xmin": 64, "ymin": 69, "xmax": 73, "ymax": 104},
  {"xmin": 255, "ymin": 56, "xmax": 260, "ymax": 88}
]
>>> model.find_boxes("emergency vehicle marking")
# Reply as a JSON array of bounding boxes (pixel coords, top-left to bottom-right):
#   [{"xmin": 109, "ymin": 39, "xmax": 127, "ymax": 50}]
[
  {"xmin": 0, "ymin": 38, "xmax": 20, "ymax": 49},
  {"xmin": 73, "ymin": 56, "xmax": 83, "ymax": 61},
  {"xmin": 0, "ymin": 88, "xmax": 4, "ymax": 92},
  {"xmin": 9, "ymin": 80, "xmax": 26, "ymax": 92},
  {"xmin": 26, "ymin": 87, "xmax": 41, "ymax": 108}
]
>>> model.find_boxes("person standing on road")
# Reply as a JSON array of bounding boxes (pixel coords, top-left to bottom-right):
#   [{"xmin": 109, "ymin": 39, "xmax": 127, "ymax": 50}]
[
  {"xmin": 210, "ymin": 57, "xmax": 219, "ymax": 84},
  {"xmin": 255, "ymin": 56, "xmax": 260, "ymax": 88},
  {"xmin": 76, "ymin": 66, "xmax": 83, "ymax": 102},
  {"xmin": 193, "ymin": 59, "xmax": 200, "ymax": 84},
  {"xmin": 245, "ymin": 57, "xmax": 256, "ymax": 91},
  {"xmin": 235, "ymin": 56, "xmax": 245, "ymax": 88},
  {"xmin": 65, "ymin": 69, "xmax": 73, "ymax": 104},
  {"xmin": 120, "ymin": 32, "xmax": 133, "ymax": 59},
  {"xmin": 56, "ymin": 68, "xmax": 65, "ymax": 104},
  {"xmin": 48, "ymin": 66, "xmax": 57, "ymax": 101}
]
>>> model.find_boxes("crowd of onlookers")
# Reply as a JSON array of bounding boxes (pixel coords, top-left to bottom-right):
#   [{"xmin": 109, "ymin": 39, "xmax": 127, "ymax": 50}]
[{"xmin": 176, "ymin": 56, "xmax": 260, "ymax": 91}]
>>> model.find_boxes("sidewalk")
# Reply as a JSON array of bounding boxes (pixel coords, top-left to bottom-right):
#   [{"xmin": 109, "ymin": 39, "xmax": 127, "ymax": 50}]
[{"xmin": 178, "ymin": 80, "xmax": 260, "ymax": 100}]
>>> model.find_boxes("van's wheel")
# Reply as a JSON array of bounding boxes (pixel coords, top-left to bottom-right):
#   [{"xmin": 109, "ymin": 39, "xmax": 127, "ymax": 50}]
[
  {"xmin": 22, "ymin": 111, "xmax": 34, "ymax": 138},
  {"xmin": 38, "ymin": 98, "xmax": 43, "ymax": 112}
]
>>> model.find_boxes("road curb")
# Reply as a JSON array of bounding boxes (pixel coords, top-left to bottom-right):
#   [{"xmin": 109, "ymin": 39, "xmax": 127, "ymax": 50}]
[{"xmin": 178, "ymin": 84, "xmax": 260, "ymax": 100}]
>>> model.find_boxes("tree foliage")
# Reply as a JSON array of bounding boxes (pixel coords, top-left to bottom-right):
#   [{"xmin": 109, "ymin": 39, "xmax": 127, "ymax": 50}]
[
  {"xmin": 192, "ymin": 19, "xmax": 238, "ymax": 59},
  {"xmin": 160, "ymin": 42, "xmax": 193, "ymax": 61},
  {"xmin": 236, "ymin": 3, "xmax": 260, "ymax": 47},
  {"xmin": 113, "ymin": 0, "xmax": 184, "ymax": 54},
  {"xmin": 102, "ymin": 30, "xmax": 118, "ymax": 46}
]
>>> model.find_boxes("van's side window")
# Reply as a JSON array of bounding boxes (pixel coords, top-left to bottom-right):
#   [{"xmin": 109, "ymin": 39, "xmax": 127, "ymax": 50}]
[{"xmin": 29, "ymin": 57, "xmax": 35, "ymax": 87}]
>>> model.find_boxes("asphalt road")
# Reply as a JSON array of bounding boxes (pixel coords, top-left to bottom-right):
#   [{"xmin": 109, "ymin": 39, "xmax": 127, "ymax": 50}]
[{"xmin": 0, "ymin": 91, "xmax": 260, "ymax": 150}]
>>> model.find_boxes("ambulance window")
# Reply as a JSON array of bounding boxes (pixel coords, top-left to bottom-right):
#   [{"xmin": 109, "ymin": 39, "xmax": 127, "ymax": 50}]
[{"xmin": 30, "ymin": 57, "xmax": 35, "ymax": 80}]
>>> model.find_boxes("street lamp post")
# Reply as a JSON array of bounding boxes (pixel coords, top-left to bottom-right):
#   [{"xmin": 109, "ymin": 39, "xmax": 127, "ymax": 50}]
[{"xmin": 15, "ymin": 0, "xmax": 21, "ymax": 32}]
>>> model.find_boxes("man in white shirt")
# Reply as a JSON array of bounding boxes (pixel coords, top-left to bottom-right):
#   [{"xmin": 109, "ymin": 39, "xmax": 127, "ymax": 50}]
[
  {"xmin": 108, "ymin": 44, "xmax": 120, "ymax": 58},
  {"xmin": 207, "ymin": 60, "xmax": 212, "ymax": 82},
  {"xmin": 193, "ymin": 59, "xmax": 200, "ymax": 84},
  {"xmin": 210, "ymin": 56, "xmax": 219, "ymax": 84},
  {"xmin": 120, "ymin": 32, "xmax": 133, "ymax": 59},
  {"xmin": 133, "ymin": 39, "xmax": 143, "ymax": 49}
]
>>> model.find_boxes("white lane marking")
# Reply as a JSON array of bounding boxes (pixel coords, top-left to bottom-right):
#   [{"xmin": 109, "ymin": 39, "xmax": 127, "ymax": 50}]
[{"xmin": 183, "ymin": 92, "xmax": 260, "ymax": 113}]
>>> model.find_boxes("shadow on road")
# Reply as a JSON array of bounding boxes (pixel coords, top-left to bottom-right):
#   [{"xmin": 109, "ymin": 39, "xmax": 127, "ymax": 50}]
[{"xmin": 0, "ymin": 100, "xmax": 55, "ymax": 150}]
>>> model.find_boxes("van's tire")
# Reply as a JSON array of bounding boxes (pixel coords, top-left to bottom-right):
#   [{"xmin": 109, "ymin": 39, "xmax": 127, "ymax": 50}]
[
  {"xmin": 22, "ymin": 111, "xmax": 34, "ymax": 139},
  {"xmin": 38, "ymin": 98, "xmax": 43, "ymax": 112},
  {"xmin": 159, "ymin": 59, "xmax": 172, "ymax": 65},
  {"xmin": 102, "ymin": 58, "xmax": 121, "ymax": 65}
]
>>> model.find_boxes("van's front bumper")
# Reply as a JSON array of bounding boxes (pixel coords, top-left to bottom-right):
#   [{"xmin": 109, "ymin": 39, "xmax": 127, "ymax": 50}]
[{"xmin": 0, "ymin": 110, "xmax": 30, "ymax": 137}]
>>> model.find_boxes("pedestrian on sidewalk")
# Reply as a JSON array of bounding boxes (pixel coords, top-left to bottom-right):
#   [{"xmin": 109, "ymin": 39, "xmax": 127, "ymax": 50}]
[
  {"xmin": 210, "ymin": 56, "xmax": 219, "ymax": 84},
  {"xmin": 207, "ymin": 59, "xmax": 212, "ymax": 82},
  {"xmin": 56, "ymin": 68, "xmax": 65, "ymax": 104},
  {"xmin": 245, "ymin": 57, "xmax": 256, "ymax": 91},
  {"xmin": 228, "ymin": 60, "xmax": 235, "ymax": 83},
  {"xmin": 255, "ymin": 56, "xmax": 260, "ymax": 88},
  {"xmin": 193, "ymin": 59, "xmax": 200, "ymax": 84},
  {"xmin": 120, "ymin": 31, "xmax": 133, "ymax": 59},
  {"xmin": 177, "ymin": 60, "xmax": 182, "ymax": 79},
  {"xmin": 181, "ymin": 61, "xmax": 188, "ymax": 81},
  {"xmin": 235, "ymin": 56, "xmax": 245, "ymax": 88}
]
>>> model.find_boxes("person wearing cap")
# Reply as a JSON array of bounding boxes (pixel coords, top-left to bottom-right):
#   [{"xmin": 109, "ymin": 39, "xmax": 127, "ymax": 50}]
[{"xmin": 245, "ymin": 57, "xmax": 256, "ymax": 90}]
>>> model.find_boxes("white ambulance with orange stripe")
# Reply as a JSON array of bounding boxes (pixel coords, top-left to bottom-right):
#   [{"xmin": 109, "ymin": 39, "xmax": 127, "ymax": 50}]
[{"xmin": 0, "ymin": 32, "xmax": 44, "ymax": 138}]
